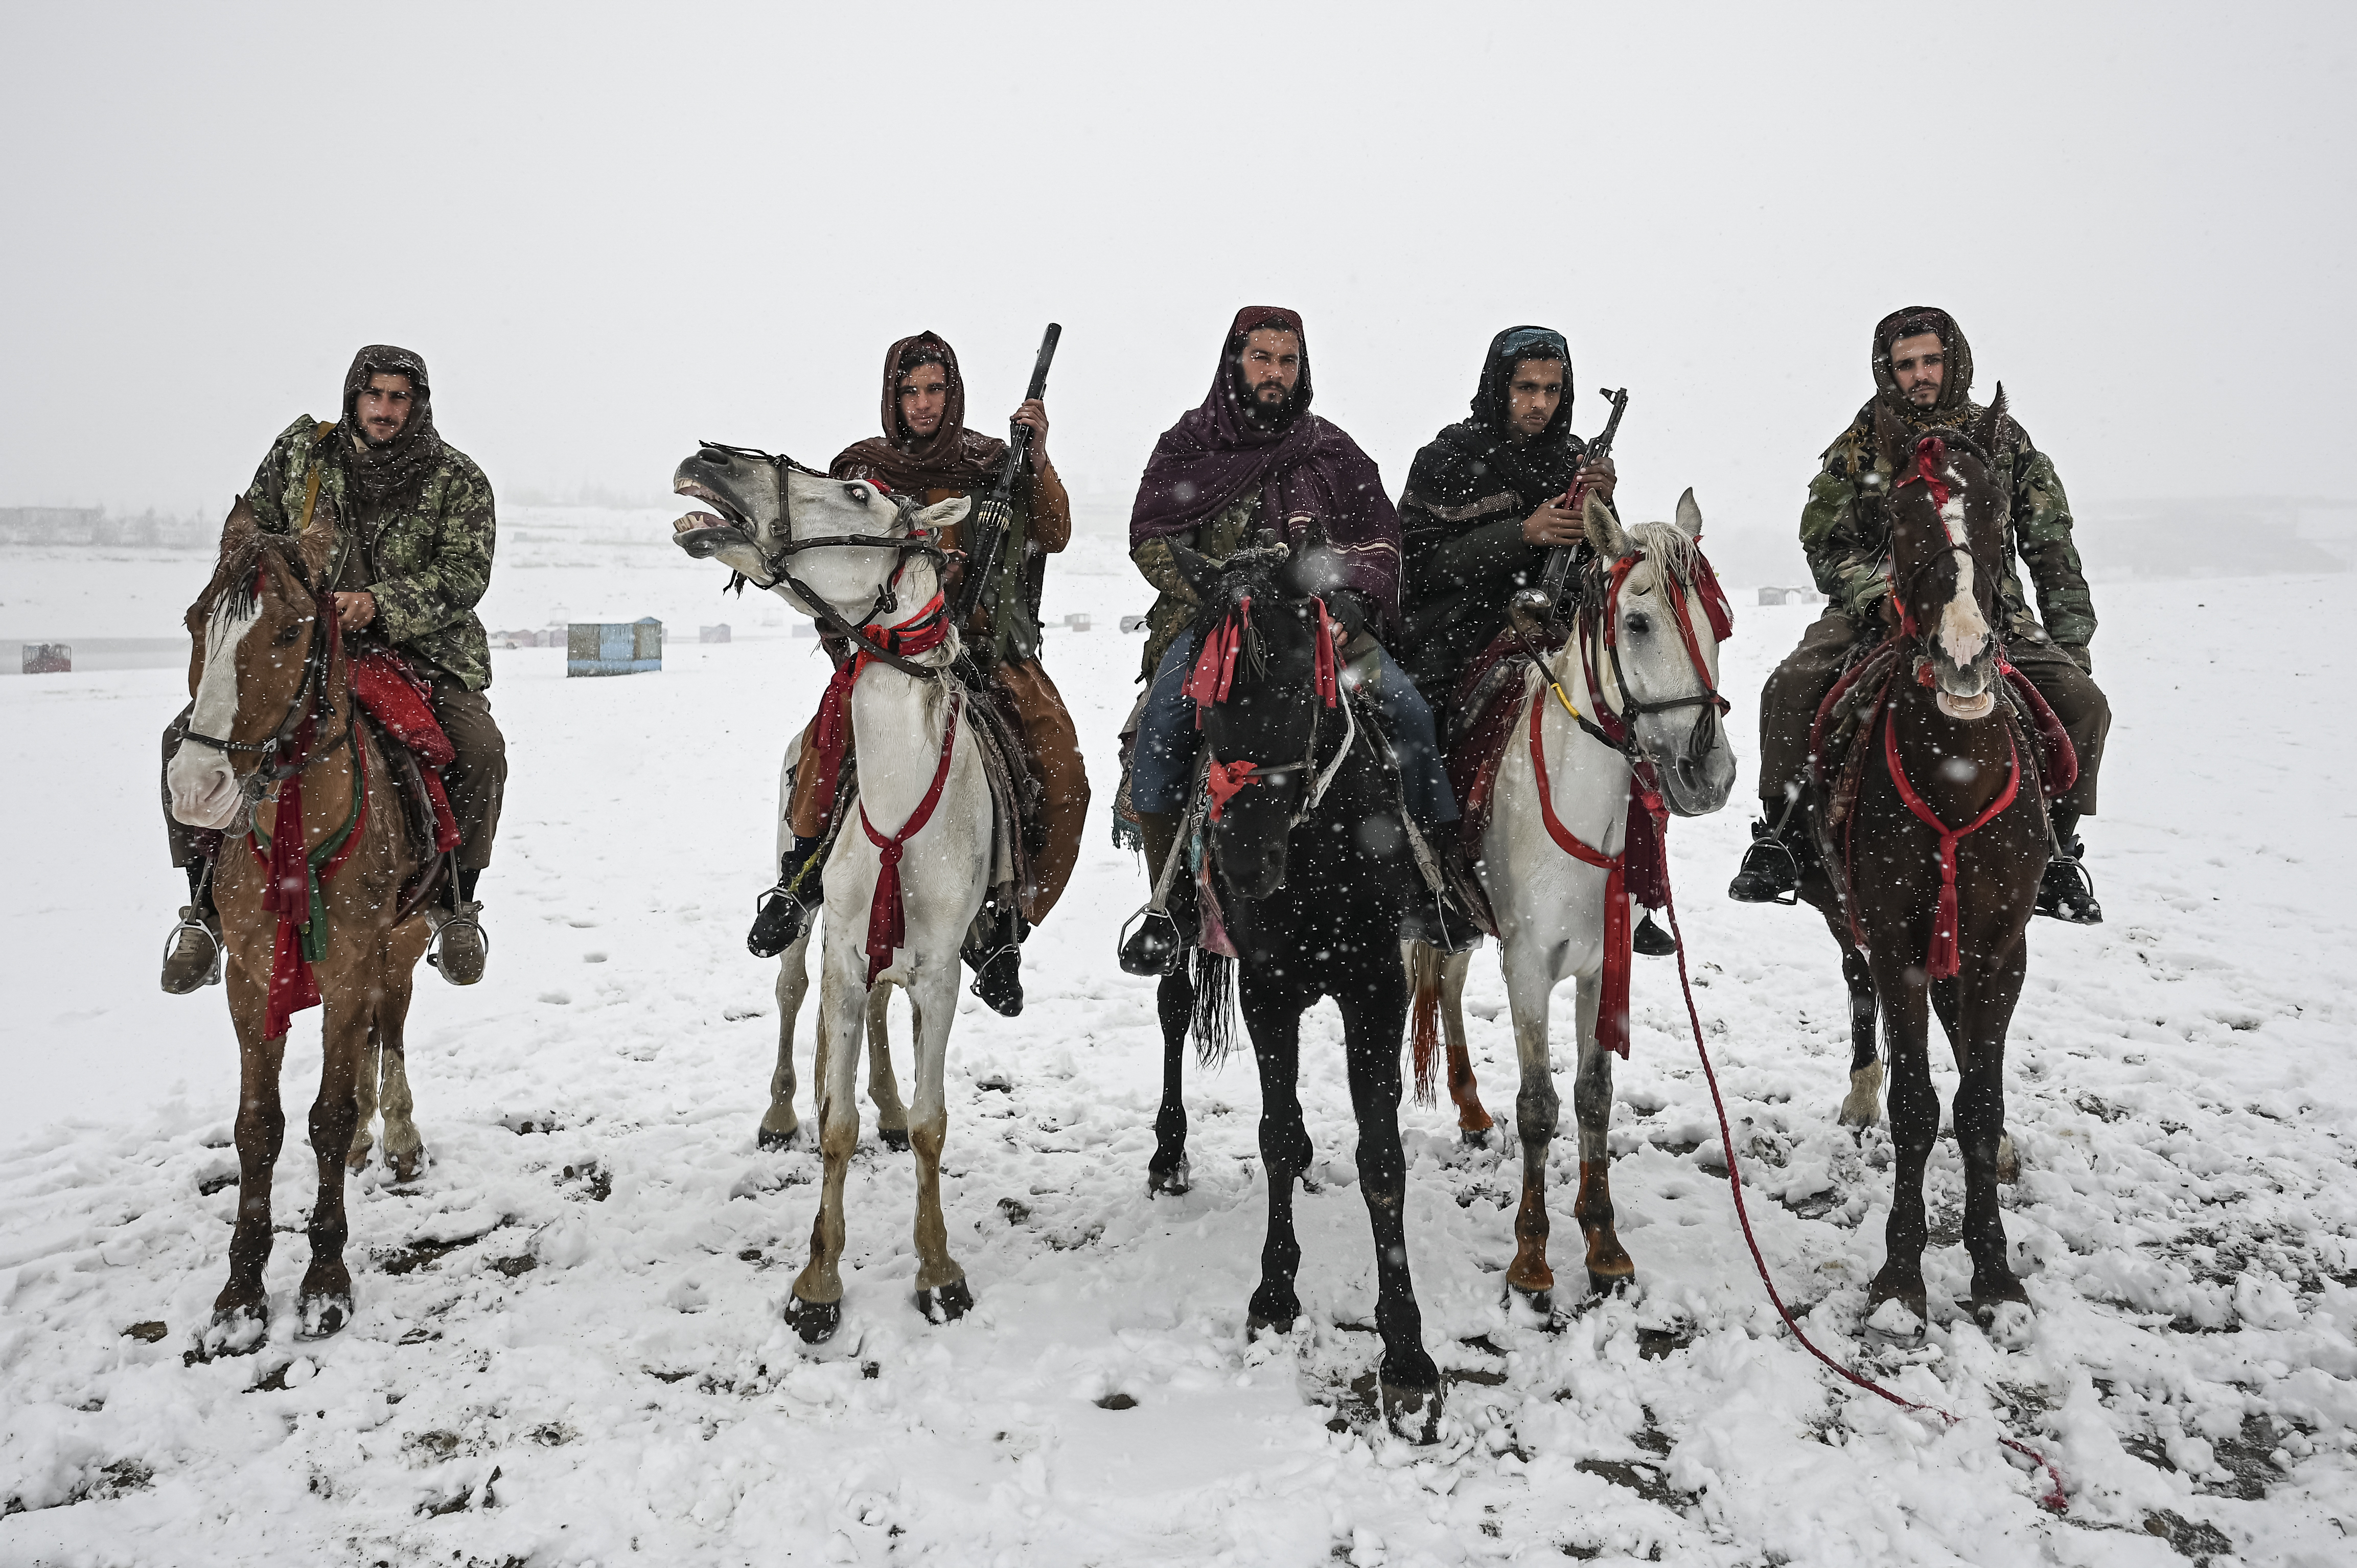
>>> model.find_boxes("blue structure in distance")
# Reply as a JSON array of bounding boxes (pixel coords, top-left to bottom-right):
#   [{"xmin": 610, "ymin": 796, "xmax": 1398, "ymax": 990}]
[{"xmin": 567, "ymin": 618, "xmax": 663, "ymax": 677}]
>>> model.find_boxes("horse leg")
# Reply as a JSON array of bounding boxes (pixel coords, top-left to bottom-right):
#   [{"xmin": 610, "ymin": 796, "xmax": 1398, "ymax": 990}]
[
  {"xmin": 1836, "ymin": 941, "xmax": 1884, "ymax": 1131},
  {"xmin": 866, "ymin": 986, "xmax": 909, "ymax": 1152},
  {"xmin": 212, "ymin": 965, "xmax": 288, "ymax": 1351},
  {"xmin": 347, "ymin": 1033, "xmax": 380, "ymax": 1174},
  {"xmin": 1337, "ymin": 950, "xmax": 1441, "ymax": 1412},
  {"xmin": 1239, "ymin": 971, "xmax": 1310, "ymax": 1335},
  {"xmin": 1866, "ymin": 963, "xmax": 1935, "ymax": 1332},
  {"xmin": 787, "ymin": 958, "xmax": 866, "ymax": 1343},
  {"xmin": 374, "ymin": 958, "xmax": 426, "ymax": 1184},
  {"xmin": 1944, "ymin": 953, "xmax": 2030, "ymax": 1317},
  {"xmin": 1570, "ymin": 973, "xmax": 1635, "ymax": 1299},
  {"xmin": 1148, "ymin": 964, "xmax": 1195, "ymax": 1195},
  {"xmin": 1438, "ymin": 946, "xmax": 1492, "ymax": 1143},
  {"xmin": 760, "ymin": 931, "xmax": 811, "ymax": 1150},
  {"xmin": 296, "ymin": 995, "xmax": 369, "ymax": 1340},
  {"xmin": 905, "ymin": 964, "xmax": 972, "ymax": 1321},
  {"xmin": 1498, "ymin": 935, "xmax": 1563, "ymax": 1312}
]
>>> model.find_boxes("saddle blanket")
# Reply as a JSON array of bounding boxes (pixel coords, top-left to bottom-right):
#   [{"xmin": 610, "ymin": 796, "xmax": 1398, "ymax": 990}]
[{"xmin": 349, "ymin": 648, "xmax": 460, "ymax": 854}]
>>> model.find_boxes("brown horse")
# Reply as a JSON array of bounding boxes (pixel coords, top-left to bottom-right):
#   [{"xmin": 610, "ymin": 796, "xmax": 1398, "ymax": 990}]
[
  {"xmin": 166, "ymin": 497, "xmax": 433, "ymax": 1353},
  {"xmin": 1797, "ymin": 390, "xmax": 2047, "ymax": 1337}
]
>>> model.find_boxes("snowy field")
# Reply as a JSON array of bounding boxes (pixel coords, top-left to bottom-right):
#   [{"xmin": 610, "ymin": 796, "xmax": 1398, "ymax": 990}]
[{"xmin": 2, "ymin": 522, "xmax": 2353, "ymax": 1566}]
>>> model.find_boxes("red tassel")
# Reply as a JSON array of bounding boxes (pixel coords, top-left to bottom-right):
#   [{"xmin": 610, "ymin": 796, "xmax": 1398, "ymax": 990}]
[{"xmin": 1928, "ymin": 848, "xmax": 1961, "ymax": 980}]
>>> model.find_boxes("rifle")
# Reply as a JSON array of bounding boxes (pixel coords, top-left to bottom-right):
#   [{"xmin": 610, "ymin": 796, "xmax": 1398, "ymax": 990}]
[
  {"xmin": 1532, "ymin": 385, "xmax": 1630, "ymax": 613},
  {"xmin": 950, "ymin": 322, "xmax": 1062, "ymax": 630}
]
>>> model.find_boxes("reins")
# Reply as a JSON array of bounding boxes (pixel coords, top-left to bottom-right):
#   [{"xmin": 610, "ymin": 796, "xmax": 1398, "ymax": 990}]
[{"xmin": 695, "ymin": 439, "xmax": 954, "ymax": 682}]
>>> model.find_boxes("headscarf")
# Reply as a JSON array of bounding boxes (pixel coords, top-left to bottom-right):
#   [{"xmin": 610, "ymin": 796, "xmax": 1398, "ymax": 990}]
[
  {"xmin": 829, "ymin": 331, "xmax": 1008, "ymax": 493},
  {"xmin": 1434, "ymin": 324, "xmax": 1586, "ymax": 503},
  {"xmin": 1129, "ymin": 306, "xmax": 1402, "ymax": 618},
  {"xmin": 339, "ymin": 344, "xmax": 441, "ymax": 503},
  {"xmin": 1870, "ymin": 306, "xmax": 1976, "ymax": 421}
]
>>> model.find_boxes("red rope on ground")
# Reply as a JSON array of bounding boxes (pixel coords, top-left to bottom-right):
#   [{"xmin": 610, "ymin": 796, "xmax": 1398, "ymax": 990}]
[{"xmin": 1653, "ymin": 842, "xmax": 2069, "ymax": 1512}]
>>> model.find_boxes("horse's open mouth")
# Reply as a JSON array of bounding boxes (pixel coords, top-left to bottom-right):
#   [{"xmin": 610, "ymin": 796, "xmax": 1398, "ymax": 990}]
[
  {"xmin": 674, "ymin": 480, "xmax": 753, "ymax": 529},
  {"xmin": 1935, "ymin": 690, "xmax": 1996, "ymax": 721},
  {"xmin": 671, "ymin": 483, "xmax": 759, "ymax": 562}
]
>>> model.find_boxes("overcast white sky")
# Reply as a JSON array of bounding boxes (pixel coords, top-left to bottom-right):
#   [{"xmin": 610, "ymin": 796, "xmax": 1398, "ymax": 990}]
[{"xmin": 3, "ymin": 2, "xmax": 2350, "ymax": 547}]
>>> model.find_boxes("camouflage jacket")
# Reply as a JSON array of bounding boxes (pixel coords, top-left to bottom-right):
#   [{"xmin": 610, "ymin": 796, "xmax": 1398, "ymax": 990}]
[
  {"xmin": 1798, "ymin": 400, "xmax": 2094, "ymax": 648},
  {"xmin": 1131, "ymin": 493, "xmax": 1259, "ymax": 680},
  {"xmin": 246, "ymin": 416, "xmax": 498, "ymax": 689}
]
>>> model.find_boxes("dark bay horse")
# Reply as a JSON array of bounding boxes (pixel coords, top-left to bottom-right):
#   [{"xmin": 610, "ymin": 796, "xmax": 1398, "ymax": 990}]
[
  {"xmin": 166, "ymin": 499, "xmax": 434, "ymax": 1352},
  {"xmin": 1145, "ymin": 541, "xmax": 1443, "ymax": 1427},
  {"xmin": 1797, "ymin": 391, "xmax": 2048, "ymax": 1335}
]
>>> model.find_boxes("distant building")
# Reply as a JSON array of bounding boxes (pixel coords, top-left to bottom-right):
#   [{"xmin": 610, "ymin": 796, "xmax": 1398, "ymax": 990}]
[{"xmin": 567, "ymin": 618, "xmax": 663, "ymax": 677}]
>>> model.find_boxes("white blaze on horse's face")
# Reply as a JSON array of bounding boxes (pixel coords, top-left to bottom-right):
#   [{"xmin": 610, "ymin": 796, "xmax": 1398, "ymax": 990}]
[
  {"xmin": 167, "ymin": 593, "xmax": 262, "ymax": 829},
  {"xmin": 1934, "ymin": 490, "xmax": 1992, "ymax": 674}
]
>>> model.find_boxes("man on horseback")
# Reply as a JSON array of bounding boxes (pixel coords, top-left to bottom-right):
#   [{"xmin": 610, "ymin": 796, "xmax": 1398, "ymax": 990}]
[
  {"xmin": 747, "ymin": 331, "xmax": 1089, "ymax": 1017},
  {"xmin": 1729, "ymin": 306, "xmax": 2109, "ymax": 921},
  {"xmin": 1118, "ymin": 305, "xmax": 1461, "ymax": 965},
  {"xmin": 1394, "ymin": 325, "xmax": 1675, "ymax": 957},
  {"xmin": 160, "ymin": 344, "xmax": 505, "ymax": 991}
]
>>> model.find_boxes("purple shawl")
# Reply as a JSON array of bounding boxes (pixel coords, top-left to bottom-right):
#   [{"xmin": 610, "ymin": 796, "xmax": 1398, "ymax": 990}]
[{"xmin": 1129, "ymin": 306, "xmax": 1403, "ymax": 622}]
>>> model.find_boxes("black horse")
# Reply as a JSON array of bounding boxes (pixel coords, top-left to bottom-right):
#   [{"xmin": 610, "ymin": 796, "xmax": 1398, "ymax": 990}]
[{"xmin": 1140, "ymin": 541, "xmax": 1442, "ymax": 1424}]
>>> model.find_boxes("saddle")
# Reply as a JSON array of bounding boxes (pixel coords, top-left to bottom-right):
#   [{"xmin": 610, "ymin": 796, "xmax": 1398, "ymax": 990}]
[
  {"xmin": 346, "ymin": 647, "xmax": 461, "ymax": 916},
  {"xmin": 1439, "ymin": 625, "xmax": 1669, "ymax": 939}
]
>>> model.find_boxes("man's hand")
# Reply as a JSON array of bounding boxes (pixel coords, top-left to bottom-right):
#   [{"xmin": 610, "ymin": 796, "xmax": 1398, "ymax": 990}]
[
  {"xmin": 1012, "ymin": 398, "xmax": 1048, "ymax": 462},
  {"xmin": 1575, "ymin": 455, "xmax": 1617, "ymax": 503},
  {"xmin": 1522, "ymin": 497, "xmax": 1583, "ymax": 548},
  {"xmin": 334, "ymin": 591, "xmax": 378, "ymax": 631}
]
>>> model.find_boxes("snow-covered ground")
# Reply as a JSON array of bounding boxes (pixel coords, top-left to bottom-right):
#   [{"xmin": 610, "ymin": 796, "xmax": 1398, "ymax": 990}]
[{"xmin": 2, "ymin": 526, "xmax": 2352, "ymax": 1566}]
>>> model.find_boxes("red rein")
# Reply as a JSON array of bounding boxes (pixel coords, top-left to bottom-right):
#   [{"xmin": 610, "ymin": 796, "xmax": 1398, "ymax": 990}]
[
  {"xmin": 807, "ymin": 589, "xmax": 952, "ymax": 825},
  {"xmin": 1528, "ymin": 695, "xmax": 1647, "ymax": 1058}
]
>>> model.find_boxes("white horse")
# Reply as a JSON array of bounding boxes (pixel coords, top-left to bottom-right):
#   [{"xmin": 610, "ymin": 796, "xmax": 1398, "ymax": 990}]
[
  {"xmin": 1412, "ymin": 490, "xmax": 1739, "ymax": 1316},
  {"xmin": 673, "ymin": 446, "xmax": 992, "ymax": 1343}
]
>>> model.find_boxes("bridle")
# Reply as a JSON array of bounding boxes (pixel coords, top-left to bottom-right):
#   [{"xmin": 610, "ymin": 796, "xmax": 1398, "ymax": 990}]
[
  {"xmin": 1560, "ymin": 545, "xmax": 1729, "ymax": 773},
  {"xmin": 1889, "ymin": 430, "xmax": 1995, "ymax": 654},
  {"xmin": 181, "ymin": 548, "xmax": 352, "ymax": 789},
  {"xmin": 696, "ymin": 440, "xmax": 956, "ymax": 680},
  {"xmin": 1193, "ymin": 591, "xmax": 1355, "ymax": 831}
]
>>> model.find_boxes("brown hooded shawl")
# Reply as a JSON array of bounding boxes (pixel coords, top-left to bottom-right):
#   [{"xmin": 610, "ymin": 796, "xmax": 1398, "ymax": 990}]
[
  {"xmin": 829, "ymin": 331, "xmax": 1008, "ymax": 493},
  {"xmin": 1870, "ymin": 306, "xmax": 1977, "ymax": 423}
]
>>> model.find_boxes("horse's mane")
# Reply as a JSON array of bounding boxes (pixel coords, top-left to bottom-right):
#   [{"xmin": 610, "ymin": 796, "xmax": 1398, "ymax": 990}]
[
  {"xmin": 1626, "ymin": 520, "xmax": 1701, "ymax": 586},
  {"xmin": 195, "ymin": 506, "xmax": 325, "ymax": 624}
]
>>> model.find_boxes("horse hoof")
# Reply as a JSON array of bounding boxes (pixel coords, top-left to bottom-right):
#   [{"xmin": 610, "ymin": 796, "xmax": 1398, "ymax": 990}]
[
  {"xmin": 1245, "ymin": 1308, "xmax": 1298, "ymax": 1340},
  {"xmin": 1460, "ymin": 1125, "xmax": 1492, "ymax": 1150},
  {"xmin": 756, "ymin": 1125, "xmax": 799, "ymax": 1152},
  {"xmin": 879, "ymin": 1128, "xmax": 911, "ymax": 1154},
  {"xmin": 1378, "ymin": 1370, "xmax": 1444, "ymax": 1444},
  {"xmin": 387, "ymin": 1147, "xmax": 429, "ymax": 1186},
  {"xmin": 1838, "ymin": 1062, "xmax": 1885, "ymax": 1130},
  {"xmin": 345, "ymin": 1145, "xmax": 374, "ymax": 1174},
  {"xmin": 1863, "ymin": 1290, "xmax": 1928, "ymax": 1348},
  {"xmin": 916, "ymin": 1279, "xmax": 974, "ymax": 1323},
  {"xmin": 1503, "ymin": 1281, "xmax": 1553, "ymax": 1319},
  {"xmin": 1995, "ymin": 1132, "xmax": 2020, "ymax": 1185},
  {"xmin": 1588, "ymin": 1269, "xmax": 1635, "ymax": 1301},
  {"xmin": 296, "ymin": 1292, "xmax": 352, "ymax": 1342},
  {"xmin": 1146, "ymin": 1157, "xmax": 1192, "ymax": 1197},
  {"xmin": 784, "ymin": 1293, "xmax": 841, "ymax": 1344},
  {"xmin": 198, "ymin": 1302, "xmax": 269, "ymax": 1359}
]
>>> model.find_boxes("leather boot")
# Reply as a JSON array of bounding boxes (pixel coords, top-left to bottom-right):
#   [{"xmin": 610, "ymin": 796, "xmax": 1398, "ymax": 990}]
[
  {"xmin": 429, "ymin": 870, "xmax": 489, "ymax": 985},
  {"xmin": 1398, "ymin": 819, "xmax": 1481, "ymax": 953},
  {"xmin": 2036, "ymin": 813, "xmax": 2102, "ymax": 925},
  {"xmin": 963, "ymin": 903, "xmax": 1024, "ymax": 1017},
  {"xmin": 749, "ymin": 836, "xmax": 826, "ymax": 958},
  {"xmin": 160, "ymin": 864, "xmax": 222, "ymax": 994},
  {"xmin": 1633, "ymin": 911, "xmax": 1678, "ymax": 956},
  {"xmin": 1728, "ymin": 813, "xmax": 1807, "ymax": 904}
]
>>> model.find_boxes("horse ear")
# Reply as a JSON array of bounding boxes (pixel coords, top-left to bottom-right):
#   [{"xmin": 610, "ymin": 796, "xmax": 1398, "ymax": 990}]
[
  {"xmin": 914, "ymin": 496, "xmax": 970, "ymax": 533},
  {"xmin": 1870, "ymin": 395, "xmax": 1911, "ymax": 475},
  {"xmin": 1673, "ymin": 486, "xmax": 1704, "ymax": 541},
  {"xmin": 1582, "ymin": 490, "xmax": 1633, "ymax": 561},
  {"xmin": 1974, "ymin": 382, "xmax": 2008, "ymax": 457},
  {"xmin": 220, "ymin": 494, "xmax": 259, "ymax": 552},
  {"xmin": 1168, "ymin": 541, "xmax": 1224, "ymax": 604}
]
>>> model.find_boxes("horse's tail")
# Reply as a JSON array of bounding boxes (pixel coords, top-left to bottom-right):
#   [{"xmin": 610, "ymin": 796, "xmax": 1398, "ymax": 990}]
[
  {"xmin": 1190, "ymin": 949, "xmax": 1236, "ymax": 1070},
  {"xmin": 1408, "ymin": 941, "xmax": 1442, "ymax": 1106}
]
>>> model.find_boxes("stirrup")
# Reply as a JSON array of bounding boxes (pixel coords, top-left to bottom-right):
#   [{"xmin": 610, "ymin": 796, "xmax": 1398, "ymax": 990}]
[
  {"xmin": 2036, "ymin": 847, "xmax": 2103, "ymax": 925},
  {"xmin": 159, "ymin": 909, "xmax": 223, "ymax": 993},
  {"xmin": 1728, "ymin": 826, "xmax": 1803, "ymax": 907},
  {"xmin": 426, "ymin": 903, "xmax": 490, "ymax": 981},
  {"xmin": 1118, "ymin": 906, "xmax": 1182, "ymax": 976}
]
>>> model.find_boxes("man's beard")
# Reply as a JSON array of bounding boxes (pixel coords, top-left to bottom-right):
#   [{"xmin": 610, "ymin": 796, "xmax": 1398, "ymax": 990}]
[{"xmin": 1242, "ymin": 378, "xmax": 1295, "ymax": 425}]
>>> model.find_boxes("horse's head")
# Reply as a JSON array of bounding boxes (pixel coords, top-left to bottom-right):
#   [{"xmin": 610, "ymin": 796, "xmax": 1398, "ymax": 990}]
[
  {"xmin": 167, "ymin": 497, "xmax": 338, "ymax": 831},
  {"xmin": 1579, "ymin": 489, "xmax": 1740, "ymax": 817},
  {"xmin": 1169, "ymin": 538, "xmax": 1336, "ymax": 900},
  {"xmin": 1873, "ymin": 389, "xmax": 2009, "ymax": 721},
  {"xmin": 671, "ymin": 442, "xmax": 969, "ymax": 626}
]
